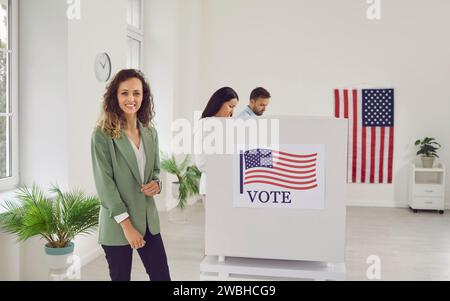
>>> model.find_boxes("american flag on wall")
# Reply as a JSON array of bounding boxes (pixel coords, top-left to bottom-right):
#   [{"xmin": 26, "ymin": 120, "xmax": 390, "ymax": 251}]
[{"xmin": 334, "ymin": 89, "xmax": 395, "ymax": 184}]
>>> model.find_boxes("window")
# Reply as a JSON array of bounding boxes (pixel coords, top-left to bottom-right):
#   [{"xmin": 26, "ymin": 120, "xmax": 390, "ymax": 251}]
[
  {"xmin": 127, "ymin": 36, "xmax": 141, "ymax": 70},
  {"xmin": 0, "ymin": 0, "xmax": 17, "ymax": 191},
  {"xmin": 127, "ymin": 0, "xmax": 143, "ymax": 70},
  {"xmin": 127, "ymin": 0, "xmax": 142, "ymax": 31}
]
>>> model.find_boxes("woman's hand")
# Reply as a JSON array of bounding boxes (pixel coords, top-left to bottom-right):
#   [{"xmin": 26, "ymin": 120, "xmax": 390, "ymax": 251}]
[
  {"xmin": 120, "ymin": 219, "xmax": 146, "ymax": 249},
  {"xmin": 141, "ymin": 181, "xmax": 161, "ymax": 197}
]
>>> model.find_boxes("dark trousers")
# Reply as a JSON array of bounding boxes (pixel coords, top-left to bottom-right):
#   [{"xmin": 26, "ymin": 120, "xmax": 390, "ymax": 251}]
[{"xmin": 102, "ymin": 228, "xmax": 171, "ymax": 281}]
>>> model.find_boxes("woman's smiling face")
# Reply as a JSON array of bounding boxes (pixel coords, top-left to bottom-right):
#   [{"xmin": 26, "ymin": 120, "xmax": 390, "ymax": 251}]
[{"xmin": 117, "ymin": 77, "xmax": 143, "ymax": 117}]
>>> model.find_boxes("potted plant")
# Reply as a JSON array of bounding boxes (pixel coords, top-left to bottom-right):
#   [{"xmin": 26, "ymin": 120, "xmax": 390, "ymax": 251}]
[
  {"xmin": 415, "ymin": 137, "xmax": 441, "ymax": 168},
  {"xmin": 0, "ymin": 185, "xmax": 100, "ymax": 272},
  {"xmin": 160, "ymin": 154, "xmax": 201, "ymax": 211}
]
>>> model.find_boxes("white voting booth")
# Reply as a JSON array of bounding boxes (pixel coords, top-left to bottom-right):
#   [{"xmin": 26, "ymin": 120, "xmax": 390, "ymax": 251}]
[{"xmin": 199, "ymin": 117, "xmax": 347, "ymax": 281}]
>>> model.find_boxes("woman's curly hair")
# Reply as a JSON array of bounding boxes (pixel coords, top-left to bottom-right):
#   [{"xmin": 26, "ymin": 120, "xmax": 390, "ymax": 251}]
[{"xmin": 97, "ymin": 69, "xmax": 155, "ymax": 138}]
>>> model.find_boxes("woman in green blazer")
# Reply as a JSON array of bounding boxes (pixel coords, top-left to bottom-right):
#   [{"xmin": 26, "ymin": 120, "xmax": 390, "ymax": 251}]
[{"xmin": 91, "ymin": 69, "xmax": 170, "ymax": 281}]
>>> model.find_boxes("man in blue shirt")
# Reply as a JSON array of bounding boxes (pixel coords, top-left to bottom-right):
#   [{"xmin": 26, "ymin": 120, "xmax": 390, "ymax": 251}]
[{"xmin": 237, "ymin": 87, "xmax": 271, "ymax": 118}]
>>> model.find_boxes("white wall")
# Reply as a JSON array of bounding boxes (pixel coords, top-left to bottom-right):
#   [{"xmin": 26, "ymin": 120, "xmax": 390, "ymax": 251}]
[
  {"xmin": 173, "ymin": 0, "xmax": 202, "ymax": 123},
  {"xmin": 144, "ymin": 0, "xmax": 203, "ymax": 211},
  {"xmin": 0, "ymin": 190, "xmax": 19, "ymax": 280},
  {"xmin": 0, "ymin": 232, "xmax": 20, "ymax": 281},
  {"xmin": 143, "ymin": 0, "xmax": 202, "ymax": 146},
  {"xmin": 12, "ymin": 0, "xmax": 128, "ymax": 280},
  {"xmin": 144, "ymin": 0, "xmax": 177, "ymax": 154},
  {"xmin": 200, "ymin": 0, "xmax": 450, "ymax": 208},
  {"xmin": 19, "ymin": 0, "xmax": 69, "ymax": 190},
  {"xmin": 143, "ymin": 0, "xmax": 178, "ymax": 211}
]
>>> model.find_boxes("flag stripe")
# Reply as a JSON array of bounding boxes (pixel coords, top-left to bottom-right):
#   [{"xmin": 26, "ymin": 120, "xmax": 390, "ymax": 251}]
[
  {"xmin": 275, "ymin": 162, "xmax": 316, "ymax": 169},
  {"xmin": 344, "ymin": 89, "xmax": 349, "ymax": 119},
  {"xmin": 370, "ymin": 127, "xmax": 376, "ymax": 183},
  {"xmin": 272, "ymin": 151, "xmax": 317, "ymax": 159},
  {"xmin": 366, "ymin": 127, "xmax": 372, "ymax": 183},
  {"xmin": 245, "ymin": 175, "xmax": 316, "ymax": 185},
  {"xmin": 272, "ymin": 166, "xmax": 316, "ymax": 174},
  {"xmin": 388, "ymin": 127, "xmax": 394, "ymax": 183},
  {"xmin": 243, "ymin": 180, "xmax": 318, "ymax": 191},
  {"xmin": 356, "ymin": 89, "xmax": 363, "ymax": 183},
  {"xmin": 240, "ymin": 152, "xmax": 244, "ymax": 194},
  {"xmin": 374, "ymin": 127, "xmax": 381, "ymax": 183},
  {"xmin": 345, "ymin": 89, "xmax": 351, "ymax": 182},
  {"xmin": 246, "ymin": 169, "xmax": 316, "ymax": 180},
  {"xmin": 382, "ymin": 127, "xmax": 390, "ymax": 184},
  {"xmin": 273, "ymin": 156, "xmax": 316, "ymax": 164},
  {"xmin": 352, "ymin": 89, "xmax": 358, "ymax": 183},
  {"xmin": 379, "ymin": 127, "xmax": 385, "ymax": 183},
  {"xmin": 334, "ymin": 89, "xmax": 340, "ymax": 118},
  {"xmin": 361, "ymin": 126, "xmax": 367, "ymax": 183}
]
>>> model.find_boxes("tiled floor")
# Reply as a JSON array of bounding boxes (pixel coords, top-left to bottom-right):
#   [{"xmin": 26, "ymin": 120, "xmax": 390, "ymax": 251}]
[{"xmin": 82, "ymin": 203, "xmax": 450, "ymax": 281}]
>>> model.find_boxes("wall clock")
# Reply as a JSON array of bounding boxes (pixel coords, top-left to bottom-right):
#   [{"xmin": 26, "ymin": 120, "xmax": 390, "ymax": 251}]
[{"xmin": 94, "ymin": 52, "xmax": 112, "ymax": 82}]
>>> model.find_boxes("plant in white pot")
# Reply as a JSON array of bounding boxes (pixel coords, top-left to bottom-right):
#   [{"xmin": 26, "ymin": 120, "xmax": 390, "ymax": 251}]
[
  {"xmin": 415, "ymin": 137, "xmax": 441, "ymax": 168},
  {"xmin": 0, "ymin": 185, "xmax": 100, "ymax": 275},
  {"xmin": 160, "ymin": 154, "xmax": 201, "ymax": 222}
]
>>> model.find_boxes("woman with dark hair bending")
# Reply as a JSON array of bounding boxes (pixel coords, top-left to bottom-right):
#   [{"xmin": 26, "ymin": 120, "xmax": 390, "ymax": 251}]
[
  {"xmin": 201, "ymin": 87, "xmax": 240, "ymax": 119},
  {"xmin": 91, "ymin": 69, "xmax": 170, "ymax": 281},
  {"xmin": 195, "ymin": 87, "xmax": 240, "ymax": 198}
]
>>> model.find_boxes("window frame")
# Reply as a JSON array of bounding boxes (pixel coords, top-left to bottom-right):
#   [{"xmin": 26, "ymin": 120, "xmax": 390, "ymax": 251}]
[
  {"xmin": 127, "ymin": 0, "xmax": 144, "ymax": 36},
  {"xmin": 0, "ymin": 0, "xmax": 18, "ymax": 192},
  {"xmin": 127, "ymin": 31, "xmax": 143, "ymax": 70},
  {"xmin": 126, "ymin": 0, "xmax": 144, "ymax": 70}
]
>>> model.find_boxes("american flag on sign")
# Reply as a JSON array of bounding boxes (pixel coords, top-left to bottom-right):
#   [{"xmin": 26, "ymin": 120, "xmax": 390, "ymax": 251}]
[
  {"xmin": 334, "ymin": 89, "xmax": 395, "ymax": 184},
  {"xmin": 239, "ymin": 149, "xmax": 318, "ymax": 193}
]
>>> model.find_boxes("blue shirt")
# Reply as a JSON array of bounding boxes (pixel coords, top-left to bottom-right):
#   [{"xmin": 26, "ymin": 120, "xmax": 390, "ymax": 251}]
[{"xmin": 236, "ymin": 106, "xmax": 257, "ymax": 118}]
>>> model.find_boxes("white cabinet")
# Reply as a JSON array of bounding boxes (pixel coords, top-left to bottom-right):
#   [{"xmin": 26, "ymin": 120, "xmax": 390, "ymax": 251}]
[{"xmin": 409, "ymin": 162, "xmax": 446, "ymax": 214}]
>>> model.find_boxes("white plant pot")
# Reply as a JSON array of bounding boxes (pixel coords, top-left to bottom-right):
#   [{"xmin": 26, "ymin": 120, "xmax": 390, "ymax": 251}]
[
  {"xmin": 421, "ymin": 157, "xmax": 435, "ymax": 168},
  {"xmin": 172, "ymin": 182, "xmax": 180, "ymax": 199}
]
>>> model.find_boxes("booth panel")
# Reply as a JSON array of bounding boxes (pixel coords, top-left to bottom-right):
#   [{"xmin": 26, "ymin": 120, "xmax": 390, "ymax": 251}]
[{"xmin": 205, "ymin": 117, "xmax": 347, "ymax": 263}]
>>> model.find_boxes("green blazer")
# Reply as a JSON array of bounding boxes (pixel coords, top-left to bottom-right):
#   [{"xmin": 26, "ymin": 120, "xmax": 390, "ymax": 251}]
[{"xmin": 91, "ymin": 123, "xmax": 161, "ymax": 246}]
